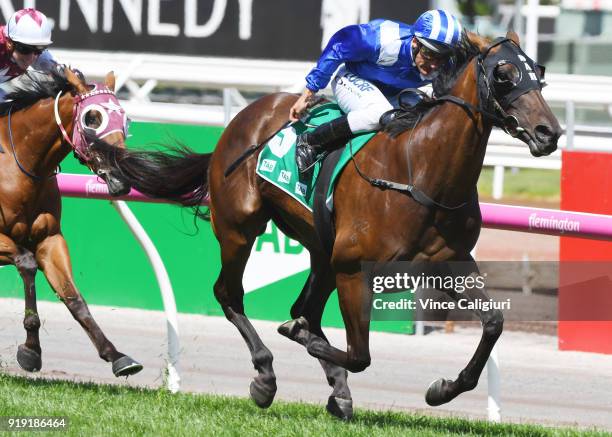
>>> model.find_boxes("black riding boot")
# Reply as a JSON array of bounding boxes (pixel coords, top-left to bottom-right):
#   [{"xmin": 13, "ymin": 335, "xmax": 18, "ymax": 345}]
[{"xmin": 295, "ymin": 115, "xmax": 353, "ymax": 173}]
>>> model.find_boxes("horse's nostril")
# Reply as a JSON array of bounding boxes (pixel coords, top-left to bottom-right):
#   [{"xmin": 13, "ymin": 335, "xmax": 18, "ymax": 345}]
[{"xmin": 535, "ymin": 125, "xmax": 558, "ymax": 144}]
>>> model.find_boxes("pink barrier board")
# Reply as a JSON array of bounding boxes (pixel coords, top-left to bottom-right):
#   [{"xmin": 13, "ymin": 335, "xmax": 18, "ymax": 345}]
[
  {"xmin": 56, "ymin": 173, "xmax": 612, "ymax": 242},
  {"xmin": 57, "ymin": 173, "xmax": 167, "ymax": 204}
]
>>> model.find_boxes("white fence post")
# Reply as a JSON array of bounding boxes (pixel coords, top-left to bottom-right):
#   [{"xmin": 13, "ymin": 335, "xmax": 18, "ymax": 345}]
[
  {"xmin": 471, "ymin": 247, "xmax": 501, "ymax": 422},
  {"xmin": 514, "ymin": 0, "xmax": 524, "ymax": 40},
  {"xmin": 223, "ymin": 88, "xmax": 233, "ymax": 127},
  {"xmin": 525, "ymin": 0, "xmax": 540, "ymax": 59},
  {"xmin": 487, "ymin": 346, "xmax": 502, "ymax": 422},
  {"xmin": 111, "ymin": 200, "xmax": 181, "ymax": 393},
  {"xmin": 493, "ymin": 165, "xmax": 505, "ymax": 200}
]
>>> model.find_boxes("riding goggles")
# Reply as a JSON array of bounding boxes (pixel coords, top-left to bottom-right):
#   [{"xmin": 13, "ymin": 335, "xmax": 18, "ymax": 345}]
[
  {"xmin": 418, "ymin": 43, "xmax": 451, "ymax": 63},
  {"xmin": 13, "ymin": 42, "xmax": 45, "ymax": 56}
]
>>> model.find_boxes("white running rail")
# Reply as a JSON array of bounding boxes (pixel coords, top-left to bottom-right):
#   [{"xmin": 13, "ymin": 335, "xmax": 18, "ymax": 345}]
[{"xmin": 111, "ymin": 200, "xmax": 181, "ymax": 393}]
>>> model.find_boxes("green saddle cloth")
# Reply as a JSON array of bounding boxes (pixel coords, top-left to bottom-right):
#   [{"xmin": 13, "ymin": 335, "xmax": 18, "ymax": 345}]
[{"xmin": 255, "ymin": 103, "xmax": 375, "ymax": 212}]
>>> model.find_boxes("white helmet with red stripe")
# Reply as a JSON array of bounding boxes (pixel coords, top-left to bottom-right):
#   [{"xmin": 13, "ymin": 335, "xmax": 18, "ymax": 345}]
[{"xmin": 6, "ymin": 8, "xmax": 53, "ymax": 46}]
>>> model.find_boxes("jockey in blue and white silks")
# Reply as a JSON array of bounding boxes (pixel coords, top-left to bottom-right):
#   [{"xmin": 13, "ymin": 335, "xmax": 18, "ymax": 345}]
[{"xmin": 291, "ymin": 9, "xmax": 464, "ymax": 173}]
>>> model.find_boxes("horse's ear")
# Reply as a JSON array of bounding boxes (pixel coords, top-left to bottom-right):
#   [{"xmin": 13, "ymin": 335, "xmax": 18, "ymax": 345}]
[
  {"xmin": 506, "ymin": 30, "xmax": 520, "ymax": 45},
  {"xmin": 104, "ymin": 71, "xmax": 116, "ymax": 92},
  {"xmin": 65, "ymin": 67, "xmax": 88, "ymax": 94},
  {"xmin": 466, "ymin": 31, "xmax": 489, "ymax": 53}
]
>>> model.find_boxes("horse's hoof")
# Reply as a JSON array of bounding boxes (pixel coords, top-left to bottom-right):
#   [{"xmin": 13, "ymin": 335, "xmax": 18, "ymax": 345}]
[
  {"xmin": 277, "ymin": 317, "xmax": 309, "ymax": 339},
  {"xmin": 249, "ymin": 379, "xmax": 277, "ymax": 409},
  {"xmin": 16, "ymin": 344, "xmax": 41, "ymax": 372},
  {"xmin": 425, "ymin": 378, "xmax": 453, "ymax": 406},
  {"xmin": 326, "ymin": 396, "xmax": 353, "ymax": 420},
  {"xmin": 112, "ymin": 356, "xmax": 143, "ymax": 377}
]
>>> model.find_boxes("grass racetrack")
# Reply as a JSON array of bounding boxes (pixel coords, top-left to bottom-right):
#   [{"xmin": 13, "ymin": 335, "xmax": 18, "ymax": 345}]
[{"xmin": 0, "ymin": 374, "xmax": 608, "ymax": 437}]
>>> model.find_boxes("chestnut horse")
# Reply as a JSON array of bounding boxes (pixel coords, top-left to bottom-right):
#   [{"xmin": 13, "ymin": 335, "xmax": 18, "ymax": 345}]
[
  {"xmin": 0, "ymin": 67, "xmax": 142, "ymax": 377},
  {"xmin": 94, "ymin": 31, "xmax": 561, "ymax": 417}
]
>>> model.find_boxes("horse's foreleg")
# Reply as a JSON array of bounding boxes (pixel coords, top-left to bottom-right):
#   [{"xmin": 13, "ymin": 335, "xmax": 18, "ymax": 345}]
[
  {"xmin": 425, "ymin": 260, "xmax": 504, "ymax": 406},
  {"xmin": 14, "ymin": 247, "xmax": 42, "ymax": 372},
  {"xmin": 0, "ymin": 233, "xmax": 43, "ymax": 372},
  {"xmin": 35, "ymin": 234, "xmax": 143, "ymax": 377},
  {"xmin": 278, "ymin": 259, "xmax": 353, "ymax": 419},
  {"xmin": 214, "ymin": 231, "xmax": 277, "ymax": 409}
]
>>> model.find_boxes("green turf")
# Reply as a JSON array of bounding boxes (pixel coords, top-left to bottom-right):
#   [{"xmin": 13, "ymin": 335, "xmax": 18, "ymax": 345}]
[
  {"xmin": 477, "ymin": 168, "xmax": 560, "ymax": 202},
  {"xmin": 0, "ymin": 373, "xmax": 607, "ymax": 437}
]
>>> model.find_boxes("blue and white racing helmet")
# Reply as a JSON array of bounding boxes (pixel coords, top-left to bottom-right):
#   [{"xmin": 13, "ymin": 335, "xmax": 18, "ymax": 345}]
[{"xmin": 413, "ymin": 9, "xmax": 463, "ymax": 54}]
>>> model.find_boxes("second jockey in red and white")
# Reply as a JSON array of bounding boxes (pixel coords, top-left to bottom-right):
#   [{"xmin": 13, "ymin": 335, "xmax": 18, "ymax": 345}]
[{"xmin": 0, "ymin": 8, "xmax": 57, "ymax": 100}]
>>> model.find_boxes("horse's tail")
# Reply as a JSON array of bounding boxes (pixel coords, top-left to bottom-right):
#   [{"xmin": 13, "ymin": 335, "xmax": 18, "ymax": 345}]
[{"xmin": 91, "ymin": 137, "xmax": 211, "ymax": 207}]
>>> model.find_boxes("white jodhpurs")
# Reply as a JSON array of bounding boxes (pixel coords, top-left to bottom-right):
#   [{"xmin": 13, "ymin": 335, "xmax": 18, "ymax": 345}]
[{"xmin": 331, "ymin": 66, "xmax": 393, "ymax": 133}]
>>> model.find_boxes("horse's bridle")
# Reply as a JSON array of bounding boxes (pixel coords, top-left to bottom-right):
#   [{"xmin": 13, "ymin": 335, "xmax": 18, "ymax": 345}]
[
  {"xmin": 55, "ymin": 84, "xmax": 129, "ymax": 164},
  {"xmin": 7, "ymin": 83, "xmax": 128, "ymax": 182},
  {"xmin": 437, "ymin": 38, "xmax": 545, "ymax": 139},
  {"xmin": 352, "ymin": 38, "xmax": 546, "ymax": 211}
]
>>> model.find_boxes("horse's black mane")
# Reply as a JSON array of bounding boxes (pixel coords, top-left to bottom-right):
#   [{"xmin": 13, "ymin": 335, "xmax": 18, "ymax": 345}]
[
  {"xmin": 0, "ymin": 68, "xmax": 72, "ymax": 116},
  {"xmin": 384, "ymin": 32, "xmax": 483, "ymax": 137}
]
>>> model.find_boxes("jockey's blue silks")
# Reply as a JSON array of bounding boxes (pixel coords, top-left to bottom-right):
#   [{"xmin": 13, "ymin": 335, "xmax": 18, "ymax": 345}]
[{"xmin": 305, "ymin": 20, "xmax": 427, "ymax": 98}]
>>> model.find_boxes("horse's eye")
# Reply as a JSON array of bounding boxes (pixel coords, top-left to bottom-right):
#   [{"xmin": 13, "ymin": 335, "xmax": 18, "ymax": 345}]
[
  {"xmin": 84, "ymin": 109, "xmax": 103, "ymax": 129},
  {"xmin": 493, "ymin": 62, "xmax": 520, "ymax": 87}
]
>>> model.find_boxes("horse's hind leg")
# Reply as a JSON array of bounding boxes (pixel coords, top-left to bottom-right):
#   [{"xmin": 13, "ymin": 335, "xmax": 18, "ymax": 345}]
[
  {"xmin": 35, "ymin": 234, "xmax": 143, "ymax": 377},
  {"xmin": 281, "ymin": 268, "xmax": 372, "ymax": 372},
  {"xmin": 14, "ymin": 247, "xmax": 43, "ymax": 372},
  {"xmin": 278, "ymin": 256, "xmax": 353, "ymax": 420},
  {"xmin": 425, "ymin": 258, "xmax": 504, "ymax": 406},
  {"xmin": 214, "ymin": 227, "xmax": 277, "ymax": 408}
]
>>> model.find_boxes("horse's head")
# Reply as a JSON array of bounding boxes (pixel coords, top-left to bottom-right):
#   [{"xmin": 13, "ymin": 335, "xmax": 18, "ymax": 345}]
[
  {"xmin": 477, "ymin": 31, "xmax": 562, "ymax": 157},
  {"xmin": 62, "ymin": 68, "xmax": 131, "ymax": 196}
]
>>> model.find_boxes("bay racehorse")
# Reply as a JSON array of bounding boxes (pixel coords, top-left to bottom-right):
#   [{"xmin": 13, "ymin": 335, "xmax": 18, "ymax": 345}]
[
  {"xmin": 93, "ymin": 31, "xmax": 561, "ymax": 417},
  {"xmin": 0, "ymin": 67, "xmax": 142, "ymax": 377}
]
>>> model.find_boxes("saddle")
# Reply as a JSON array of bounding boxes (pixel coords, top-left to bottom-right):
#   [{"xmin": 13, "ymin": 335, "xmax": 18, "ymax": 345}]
[{"xmin": 255, "ymin": 103, "xmax": 376, "ymax": 254}]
